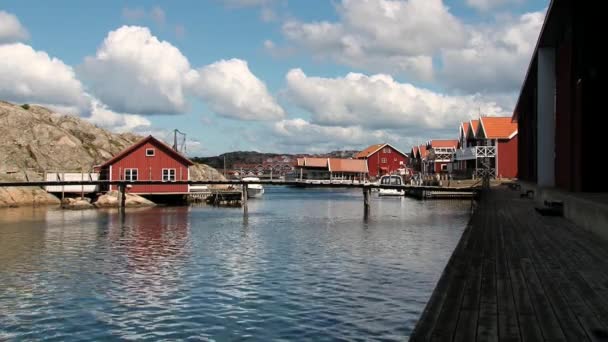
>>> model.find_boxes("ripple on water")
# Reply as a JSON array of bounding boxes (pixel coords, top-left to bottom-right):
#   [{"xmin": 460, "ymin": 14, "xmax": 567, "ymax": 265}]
[{"xmin": 0, "ymin": 189, "xmax": 470, "ymax": 340}]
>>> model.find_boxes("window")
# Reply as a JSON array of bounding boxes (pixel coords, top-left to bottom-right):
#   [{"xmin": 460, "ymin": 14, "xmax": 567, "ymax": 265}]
[
  {"xmin": 383, "ymin": 147, "xmax": 391, "ymax": 153},
  {"xmin": 162, "ymin": 168, "xmax": 176, "ymax": 182},
  {"xmin": 441, "ymin": 164, "xmax": 448, "ymax": 171},
  {"xmin": 146, "ymin": 148, "xmax": 155, "ymax": 156},
  {"xmin": 381, "ymin": 158, "xmax": 387, "ymax": 163},
  {"xmin": 124, "ymin": 168, "xmax": 138, "ymax": 181}
]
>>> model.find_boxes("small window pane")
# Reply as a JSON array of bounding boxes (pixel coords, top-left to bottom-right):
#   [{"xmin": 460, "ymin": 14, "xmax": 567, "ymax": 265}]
[{"xmin": 146, "ymin": 148, "xmax": 155, "ymax": 156}]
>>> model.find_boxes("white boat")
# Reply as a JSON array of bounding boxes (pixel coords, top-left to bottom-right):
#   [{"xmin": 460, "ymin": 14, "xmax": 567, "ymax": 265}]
[
  {"xmin": 378, "ymin": 174, "xmax": 405, "ymax": 196},
  {"xmin": 242, "ymin": 177, "xmax": 265, "ymax": 198}
]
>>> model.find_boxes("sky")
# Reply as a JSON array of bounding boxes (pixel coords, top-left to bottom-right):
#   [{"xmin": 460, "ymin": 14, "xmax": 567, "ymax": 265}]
[{"xmin": 0, "ymin": 0, "xmax": 548, "ymax": 156}]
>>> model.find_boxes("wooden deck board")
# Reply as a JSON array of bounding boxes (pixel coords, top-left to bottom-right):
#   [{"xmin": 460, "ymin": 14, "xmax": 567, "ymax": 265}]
[{"xmin": 410, "ymin": 188, "xmax": 608, "ymax": 341}]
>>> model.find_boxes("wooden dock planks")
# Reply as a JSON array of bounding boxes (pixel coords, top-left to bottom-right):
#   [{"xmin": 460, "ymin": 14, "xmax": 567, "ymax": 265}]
[{"xmin": 410, "ymin": 188, "xmax": 608, "ymax": 341}]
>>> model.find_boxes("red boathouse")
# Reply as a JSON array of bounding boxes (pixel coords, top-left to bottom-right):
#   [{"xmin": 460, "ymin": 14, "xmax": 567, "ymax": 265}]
[
  {"xmin": 99, "ymin": 135, "xmax": 194, "ymax": 194},
  {"xmin": 356, "ymin": 143, "xmax": 409, "ymax": 178}
]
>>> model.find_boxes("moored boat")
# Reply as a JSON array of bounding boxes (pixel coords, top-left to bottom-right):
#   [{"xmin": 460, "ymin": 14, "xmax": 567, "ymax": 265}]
[
  {"xmin": 242, "ymin": 177, "xmax": 265, "ymax": 198},
  {"xmin": 378, "ymin": 174, "xmax": 405, "ymax": 196}
]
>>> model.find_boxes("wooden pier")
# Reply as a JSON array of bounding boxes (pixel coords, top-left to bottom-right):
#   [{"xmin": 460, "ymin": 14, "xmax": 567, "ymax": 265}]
[{"xmin": 410, "ymin": 188, "xmax": 608, "ymax": 341}]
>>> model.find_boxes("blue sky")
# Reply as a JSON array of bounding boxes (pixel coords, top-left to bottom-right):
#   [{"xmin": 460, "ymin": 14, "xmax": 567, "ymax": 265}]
[{"xmin": 0, "ymin": 0, "xmax": 547, "ymax": 156}]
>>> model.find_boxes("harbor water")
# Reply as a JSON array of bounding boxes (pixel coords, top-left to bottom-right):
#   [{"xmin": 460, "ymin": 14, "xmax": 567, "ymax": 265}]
[{"xmin": 0, "ymin": 187, "xmax": 470, "ymax": 341}]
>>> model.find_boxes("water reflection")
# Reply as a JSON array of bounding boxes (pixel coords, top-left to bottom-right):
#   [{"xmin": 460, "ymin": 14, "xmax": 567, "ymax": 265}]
[{"xmin": 0, "ymin": 188, "xmax": 470, "ymax": 340}]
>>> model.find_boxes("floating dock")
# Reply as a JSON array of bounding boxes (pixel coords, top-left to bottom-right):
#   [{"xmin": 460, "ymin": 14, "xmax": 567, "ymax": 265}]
[
  {"xmin": 410, "ymin": 188, "xmax": 608, "ymax": 341},
  {"xmin": 206, "ymin": 189, "xmax": 243, "ymax": 206}
]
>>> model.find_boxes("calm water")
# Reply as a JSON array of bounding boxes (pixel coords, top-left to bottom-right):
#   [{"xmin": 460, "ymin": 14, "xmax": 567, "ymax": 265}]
[{"xmin": 0, "ymin": 187, "xmax": 470, "ymax": 341}]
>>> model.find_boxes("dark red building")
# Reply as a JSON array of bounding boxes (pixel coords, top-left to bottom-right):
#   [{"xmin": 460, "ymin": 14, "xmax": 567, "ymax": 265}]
[
  {"xmin": 100, "ymin": 135, "xmax": 194, "ymax": 194},
  {"xmin": 356, "ymin": 143, "xmax": 408, "ymax": 178},
  {"xmin": 514, "ymin": 0, "xmax": 605, "ymax": 193}
]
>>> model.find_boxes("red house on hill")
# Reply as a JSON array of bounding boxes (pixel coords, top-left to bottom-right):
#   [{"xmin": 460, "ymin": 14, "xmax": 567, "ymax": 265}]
[
  {"xmin": 356, "ymin": 143, "xmax": 408, "ymax": 178},
  {"xmin": 99, "ymin": 135, "xmax": 194, "ymax": 194}
]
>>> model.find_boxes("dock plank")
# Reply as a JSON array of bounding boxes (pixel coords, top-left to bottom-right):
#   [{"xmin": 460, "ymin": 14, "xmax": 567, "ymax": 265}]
[{"xmin": 410, "ymin": 188, "xmax": 608, "ymax": 341}]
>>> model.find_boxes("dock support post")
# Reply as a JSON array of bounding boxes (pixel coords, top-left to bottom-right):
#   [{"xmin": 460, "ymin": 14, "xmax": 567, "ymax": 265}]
[
  {"xmin": 363, "ymin": 186, "xmax": 370, "ymax": 219},
  {"xmin": 119, "ymin": 183, "xmax": 126, "ymax": 211},
  {"xmin": 242, "ymin": 184, "xmax": 248, "ymax": 214}
]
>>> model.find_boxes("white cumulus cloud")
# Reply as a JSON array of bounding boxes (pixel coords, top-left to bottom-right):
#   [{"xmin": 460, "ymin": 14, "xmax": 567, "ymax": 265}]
[
  {"xmin": 285, "ymin": 68, "xmax": 506, "ymax": 131},
  {"xmin": 279, "ymin": 0, "xmax": 465, "ymax": 79},
  {"xmin": 440, "ymin": 10, "xmax": 545, "ymax": 93},
  {"xmin": 0, "ymin": 43, "xmax": 89, "ymax": 110},
  {"xmin": 188, "ymin": 58, "xmax": 285, "ymax": 121},
  {"xmin": 0, "ymin": 11, "xmax": 29, "ymax": 44},
  {"xmin": 88, "ymin": 99, "xmax": 151, "ymax": 133},
  {"xmin": 80, "ymin": 26, "xmax": 193, "ymax": 115},
  {"xmin": 466, "ymin": 0, "xmax": 522, "ymax": 11}
]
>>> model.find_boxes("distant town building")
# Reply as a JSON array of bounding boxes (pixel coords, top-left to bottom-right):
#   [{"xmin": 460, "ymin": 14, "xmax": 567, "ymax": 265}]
[
  {"xmin": 99, "ymin": 135, "xmax": 193, "ymax": 194},
  {"xmin": 355, "ymin": 143, "xmax": 409, "ymax": 178}
]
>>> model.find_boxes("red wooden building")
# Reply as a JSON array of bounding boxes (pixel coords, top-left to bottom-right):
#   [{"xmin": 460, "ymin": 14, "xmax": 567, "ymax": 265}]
[
  {"xmin": 356, "ymin": 143, "xmax": 408, "ymax": 178},
  {"xmin": 425, "ymin": 139, "xmax": 458, "ymax": 174},
  {"xmin": 99, "ymin": 135, "xmax": 194, "ymax": 194},
  {"xmin": 452, "ymin": 117, "xmax": 517, "ymax": 179}
]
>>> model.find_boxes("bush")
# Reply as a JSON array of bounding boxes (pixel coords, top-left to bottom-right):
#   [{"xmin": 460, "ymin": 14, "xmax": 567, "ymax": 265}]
[{"xmin": 21, "ymin": 104, "xmax": 30, "ymax": 110}]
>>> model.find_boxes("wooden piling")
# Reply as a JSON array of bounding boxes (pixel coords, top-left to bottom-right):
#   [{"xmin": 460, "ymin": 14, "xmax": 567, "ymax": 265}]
[
  {"xmin": 363, "ymin": 186, "xmax": 370, "ymax": 219},
  {"xmin": 242, "ymin": 183, "xmax": 248, "ymax": 214},
  {"xmin": 119, "ymin": 183, "xmax": 126, "ymax": 210}
]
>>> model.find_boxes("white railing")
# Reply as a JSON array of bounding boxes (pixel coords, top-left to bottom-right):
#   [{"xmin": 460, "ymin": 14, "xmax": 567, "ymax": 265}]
[{"xmin": 453, "ymin": 146, "xmax": 496, "ymax": 160}]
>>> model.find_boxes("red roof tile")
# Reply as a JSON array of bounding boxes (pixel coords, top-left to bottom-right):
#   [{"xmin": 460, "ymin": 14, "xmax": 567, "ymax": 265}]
[
  {"xmin": 479, "ymin": 117, "xmax": 518, "ymax": 139},
  {"xmin": 461, "ymin": 122, "xmax": 470, "ymax": 136},
  {"xmin": 303, "ymin": 157, "xmax": 327, "ymax": 168},
  {"xmin": 429, "ymin": 139, "xmax": 458, "ymax": 148},
  {"xmin": 419, "ymin": 145, "xmax": 428, "ymax": 158},
  {"xmin": 355, "ymin": 143, "xmax": 385, "ymax": 158},
  {"xmin": 467, "ymin": 119, "xmax": 480, "ymax": 138},
  {"xmin": 328, "ymin": 158, "xmax": 368, "ymax": 173}
]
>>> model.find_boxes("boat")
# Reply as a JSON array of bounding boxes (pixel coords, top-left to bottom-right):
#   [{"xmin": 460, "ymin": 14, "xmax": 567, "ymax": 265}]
[
  {"xmin": 378, "ymin": 174, "xmax": 405, "ymax": 196},
  {"xmin": 242, "ymin": 177, "xmax": 265, "ymax": 198}
]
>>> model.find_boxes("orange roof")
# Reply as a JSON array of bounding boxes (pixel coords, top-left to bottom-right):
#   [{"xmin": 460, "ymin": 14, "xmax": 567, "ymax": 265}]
[
  {"xmin": 429, "ymin": 139, "xmax": 458, "ymax": 148},
  {"xmin": 303, "ymin": 157, "xmax": 327, "ymax": 168},
  {"xmin": 478, "ymin": 117, "xmax": 518, "ymax": 139},
  {"xmin": 461, "ymin": 122, "xmax": 470, "ymax": 136},
  {"xmin": 355, "ymin": 143, "xmax": 385, "ymax": 158},
  {"xmin": 418, "ymin": 145, "xmax": 428, "ymax": 158},
  {"xmin": 328, "ymin": 158, "xmax": 368, "ymax": 173},
  {"xmin": 467, "ymin": 119, "xmax": 480, "ymax": 138},
  {"xmin": 101, "ymin": 135, "xmax": 193, "ymax": 167},
  {"xmin": 296, "ymin": 158, "xmax": 305, "ymax": 167}
]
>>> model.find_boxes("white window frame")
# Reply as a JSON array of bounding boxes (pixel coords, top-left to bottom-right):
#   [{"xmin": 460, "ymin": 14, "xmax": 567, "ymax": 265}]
[
  {"xmin": 441, "ymin": 164, "xmax": 448, "ymax": 171},
  {"xmin": 124, "ymin": 168, "xmax": 138, "ymax": 182},
  {"xmin": 381, "ymin": 158, "xmax": 387, "ymax": 163},
  {"xmin": 162, "ymin": 168, "xmax": 176, "ymax": 182},
  {"xmin": 146, "ymin": 148, "xmax": 155, "ymax": 157},
  {"xmin": 383, "ymin": 147, "xmax": 391, "ymax": 153}
]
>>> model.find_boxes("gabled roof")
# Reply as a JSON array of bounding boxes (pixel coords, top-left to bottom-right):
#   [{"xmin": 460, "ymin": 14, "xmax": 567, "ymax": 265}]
[
  {"xmin": 467, "ymin": 119, "xmax": 480, "ymax": 139},
  {"xmin": 478, "ymin": 117, "xmax": 518, "ymax": 139},
  {"xmin": 418, "ymin": 145, "xmax": 428, "ymax": 159},
  {"xmin": 429, "ymin": 139, "xmax": 458, "ymax": 149},
  {"xmin": 101, "ymin": 135, "xmax": 194, "ymax": 167},
  {"xmin": 355, "ymin": 143, "xmax": 408, "ymax": 159},
  {"xmin": 460, "ymin": 122, "xmax": 470, "ymax": 139},
  {"xmin": 411, "ymin": 146, "xmax": 419, "ymax": 157},
  {"xmin": 355, "ymin": 143, "xmax": 386, "ymax": 158},
  {"xmin": 328, "ymin": 158, "xmax": 368, "ymax": 173}
]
